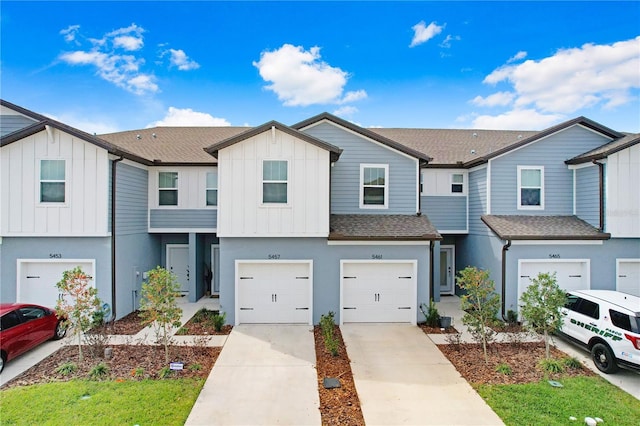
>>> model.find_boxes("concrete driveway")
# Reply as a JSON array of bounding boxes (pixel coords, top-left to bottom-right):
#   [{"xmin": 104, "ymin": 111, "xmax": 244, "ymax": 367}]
[
  {"xmin": 342, "ymin": 324, "xmax": 504, "ymax": 426},
  {"xmin": 185, "ymin": 325, "xmax": 320, "ymax": 426}
]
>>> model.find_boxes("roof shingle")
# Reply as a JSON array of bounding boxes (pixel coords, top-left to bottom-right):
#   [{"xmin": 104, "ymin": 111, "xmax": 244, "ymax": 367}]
[
  {"xmin": 481, "ymin": 215, "xmax": 610, "ymax": 240},
  {"xmin": 329, "ymin": 214, "xmax": 441, "ymax": 241}
]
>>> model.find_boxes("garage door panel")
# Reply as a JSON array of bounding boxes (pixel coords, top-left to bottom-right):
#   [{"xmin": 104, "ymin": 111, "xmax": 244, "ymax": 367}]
[
  {"xmin": 518, "ymin": 260, "xmax": 589, "ymax": 309},
  {"xmin": 617, "ymin": 260, "xmax": 640, "ymax": 297},
  {"xmin": 19, "ymin": 261, "xmax": 95, "ymax": 309}
]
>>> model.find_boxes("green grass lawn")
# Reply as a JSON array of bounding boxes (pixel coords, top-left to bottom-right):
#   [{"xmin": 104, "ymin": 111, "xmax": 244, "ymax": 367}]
[
  {"xmin": 0, "ymin": 379, "xmax": 205, "ymax": 426},
  {"xmin": 475, "ymin": 376, "xmax": 640, "ymax": 426}
]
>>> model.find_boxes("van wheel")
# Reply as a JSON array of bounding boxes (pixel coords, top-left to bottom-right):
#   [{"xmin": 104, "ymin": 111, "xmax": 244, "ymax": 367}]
[{"xmin": 591, "ymin": 343, "xmax": 618, "ymax": 374}]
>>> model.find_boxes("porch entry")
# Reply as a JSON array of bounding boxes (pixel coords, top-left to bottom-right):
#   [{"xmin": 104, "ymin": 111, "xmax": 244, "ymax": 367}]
[
  {"xmin": 439, "ymin": 246, "xmax": 455, "ymax": 295},
  {"xmin": 167, "ymin": 244, "xmax": 189, "ymax": 294}
]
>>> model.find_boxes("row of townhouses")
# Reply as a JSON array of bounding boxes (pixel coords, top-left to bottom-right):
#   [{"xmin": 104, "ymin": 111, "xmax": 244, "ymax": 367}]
[{"xmin": 1, "ymin": 99, "xmax": 638, "ymax": 325}]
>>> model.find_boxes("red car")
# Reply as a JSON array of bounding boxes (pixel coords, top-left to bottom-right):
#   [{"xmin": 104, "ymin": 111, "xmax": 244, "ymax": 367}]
[{"xmin": 0, "ymin": 303, "xmax": 66, "ymax": 373}]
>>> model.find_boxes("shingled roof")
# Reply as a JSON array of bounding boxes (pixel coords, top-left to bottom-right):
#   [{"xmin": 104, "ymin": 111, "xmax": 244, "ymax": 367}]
[
  {"xmin": 481, "ymin": 215, "xmax": 610, "ymax": 240},
  {"xmin": 329, "ymin": 214, "xmax": 442, "ymax": 241},
  {"xmin": 566, "ymin": 133, "xmax": 640, "ymax": 165}
]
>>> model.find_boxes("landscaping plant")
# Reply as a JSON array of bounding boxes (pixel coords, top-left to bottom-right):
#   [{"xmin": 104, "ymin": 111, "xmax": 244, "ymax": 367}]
[
  {"xmin": 139, "ymin": 266, "xmax": 183, "ymax": 364},
  {"xmin": 457, "ymin": 266, "xmax": 500, "ymax": 364},
  {"xmin": 519, "ymin": 272, "xmax": 566, "ymax": 359},
  {"xmin": 320, "ymin": 312, "xmax": 339, "ymax": 356},
  {"xmin": 421, "ymin": 300, "xmax": 440, "ymax": 327},
  {"xmin": 55, "ymin": 266, "xmax": 102, "ymax": 362}
]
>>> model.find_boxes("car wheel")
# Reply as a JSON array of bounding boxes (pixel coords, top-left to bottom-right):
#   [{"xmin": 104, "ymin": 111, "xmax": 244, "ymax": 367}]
[
  {"xmin": 0, "ymin": 352, "xmax": 6, "ymax": 374},
  {"xmin": 53, "ymin": 321, "xmax": 67, "ymax": 340},
  {"xmin": 591, "ymin": 342, "xmax": 618, "ymax": 374}
]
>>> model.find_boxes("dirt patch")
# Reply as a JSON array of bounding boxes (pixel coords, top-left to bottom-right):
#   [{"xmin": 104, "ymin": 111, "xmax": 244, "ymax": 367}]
[
  {"xmin": 314, "ymin": 325, "xmax": 365, "ymax": 426},
  {"xmin": 2, "ymin": 344, "xmax": 220, "ymax": 389}
]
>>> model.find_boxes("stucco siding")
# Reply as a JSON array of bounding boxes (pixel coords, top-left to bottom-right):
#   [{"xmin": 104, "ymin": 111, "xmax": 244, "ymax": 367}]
[{"xmin": 302, "ymin": 122, "xmax": 418, "ymax": 214}]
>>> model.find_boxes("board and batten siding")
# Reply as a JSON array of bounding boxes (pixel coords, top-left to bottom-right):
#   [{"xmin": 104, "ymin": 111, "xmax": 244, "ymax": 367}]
[
  {"xmin": 0, "ymin": 113, "xmax": 38, "ymax": 137},
  {"xmin": 217, "ymin": 127, "xmax": 330, "ymax": 237},
  {"xmin": 606, "ymin": 143, "xmax": 640, "ymax": 237},
  {"xmin": 1, "ymin": 128, "xmax": 109, "ymax": 236},
  {"xmin": 575, "ymin": 165, "xmax": 600, "ymax": 228},
  {"xmin": 421, "ymin": 196, "xmax": 467, "ymax": 232},
  {"xmin": 468, "ymin": 166, "xmax": 490, "ymax": 235},
  {"xmin": 490, "ymin": 125, "xmax": 611, "ymax": 215},
  {"xmin": 302, "ymin": 122, "xmax": 418, "ymax": 214},
  {"xmin": 148, "ymin": 166, "xmax": 218, "ymax": 210}
]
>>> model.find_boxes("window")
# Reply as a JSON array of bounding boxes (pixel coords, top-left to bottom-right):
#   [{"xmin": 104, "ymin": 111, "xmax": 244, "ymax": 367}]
[
  {"xmin": 158, "ymin": 172, "xmax": 178, "ymax": 206},
  {"xmin": 609, "ymin": 310, "xmax": 633, "ymax": 332},
  {"xmin": 263, "ymin": 160, "xmax": 287, "ymax": 204},
  {"xmin": 1, "ymin": 311, "xmax": 21, "ymax": 331},
  {"xmin": 566, "ymin": 297, "xmax": 599, "ymax": 319},
  {"xmin": 40, "ymin": 160, "xmax": 65, "ymax": 203},
  {"xmin": 19, "ymin": 307, "xmax": 46, "ymax": 322},
  {"xmin": 361, "ymin": 164, "xmax": 388, "ymax": 208},
  {"xmin": 451, "ymin": 173, "xmax": 464, "ymax": 193},
  {"xmin": 206, "ymin": 172, "xmax": 218, "ymax": 206},
  {"xmin": 518, "ymin": 166, "xmax": 544, "ymax": 209}
]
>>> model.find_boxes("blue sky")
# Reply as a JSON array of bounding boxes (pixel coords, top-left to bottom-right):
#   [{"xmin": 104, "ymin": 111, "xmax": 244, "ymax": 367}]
[{"xmin": 2, "ymin": 1, "xmax": 639, "ymax": 134}]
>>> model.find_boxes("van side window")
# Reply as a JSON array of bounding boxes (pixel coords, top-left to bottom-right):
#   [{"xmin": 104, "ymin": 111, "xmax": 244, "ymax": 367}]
[
  {"xmin": 609, "ymin": 309, "xmax": 632, "ymax": 332},
  {"xmin": 565, "ymin": 295, "xmax": 580, "ymax": 310},
  {"xmin": 575, "ymin": 299, "xmax": 599, "ymax": 319}
]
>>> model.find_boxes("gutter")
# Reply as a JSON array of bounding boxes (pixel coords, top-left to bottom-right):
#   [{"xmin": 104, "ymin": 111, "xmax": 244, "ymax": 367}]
[
  {"xmin": 501, "ymin": 239, "xmax": 511, "ymax": 321},
  {"xmin": 110, "ymin": 156, "xmax": 124, "ymax": 321},
  {"xmin": 429, "ymin": 240, "xmax": 435, "ymax": 302},
  {"xmin": 592, "ymin": 159, "xmax": 605, "ymax": 231}
]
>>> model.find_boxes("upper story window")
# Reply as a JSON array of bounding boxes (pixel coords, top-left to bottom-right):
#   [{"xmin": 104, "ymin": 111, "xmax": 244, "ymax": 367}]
[
  {"xmin": 517, "ymin": 166, "xmax": 544, "ymax": 210},
  {"xmin": 40, "ymin": 160, "xmax": 66, "ymax": 203},
  {"xmin": 451, "ymin": 173, "xmax": 464, "ymax": 194},
  {"xmin": 360, "ymin": 164, "xmax": 388, "ymax": 209},
  {"xmin": 262, "ymin": 160, "xmax": 288, "ymax": 204},
  {"xmin": 158, "ymin": 172, "xmax": 178, "ymax": 206},
  {"xmin": 206, "ymin": 172, "xmax": 218, "ymax": 206}
]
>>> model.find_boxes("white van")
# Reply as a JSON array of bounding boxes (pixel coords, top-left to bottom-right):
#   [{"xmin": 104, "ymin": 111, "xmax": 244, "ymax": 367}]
[{"xmin": 559, "ymin": 290, "xmax": 640, "ymax": 374}]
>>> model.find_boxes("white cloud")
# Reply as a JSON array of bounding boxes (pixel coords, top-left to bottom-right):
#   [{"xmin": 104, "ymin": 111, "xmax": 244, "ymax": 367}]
[
  {"xmin": 60, "ymin": 25, "xmax": 80, "ymax": 43},
  {"xmin": 166, "ymin": 49, "xmax": 200, "ymax": 71},
  {"xmin": 333, "ymin": 106, "xmax": 358, "ymax": 116},
  {"xmin": 113, "ymin": 35, "xmax": 144, "ymax": 51},
  {"xmin": 147, "ymin": 107, "xmax": 231, "ymax": 127},
  {"xmin": 507, "ymin": 51, "xmax": 527, "ymax": 63},
  {"xmin": 410, "ymin": 21, "xmax": 444, "ymax": 48},
  {"xmin": 470, "ymin": 91, "xmax": 515, "ymax": 107},
  {"xmin": 472, "ymin": 109, "xmax": 564, "ymax": 130},
  {"xmin": 439, "ymin": 34, "xmax": 460, "ymax": 49},
  {"xmin": 44, "ymin": 112, "xmax": 119, "ymax": 134},
  {"xmin": 253, "ymin": 44, "xmax": 367, "ymax": 107}
]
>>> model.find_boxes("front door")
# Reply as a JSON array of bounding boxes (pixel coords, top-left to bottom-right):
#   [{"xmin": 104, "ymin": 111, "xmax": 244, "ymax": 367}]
[
  {"xmin": 439, "ymin": 246, "xmax": 454, "ymax": 295},
  {"xmin": 167, "ymin": 245, "xmax": 189, "ymax": 294}
]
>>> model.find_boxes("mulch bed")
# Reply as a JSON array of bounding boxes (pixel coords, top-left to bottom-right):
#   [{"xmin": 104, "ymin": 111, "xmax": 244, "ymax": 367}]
[
  {"xmin": 314, "ymin": 325, "xmax": 365, "ymax": 426},
  {"xmin": 2, "ymin": 344, "xmax": 220, "ymax": 389},
  {"xmin": 90, "ymin": 310, "xmax": 148, "ymax": 335},
  {"xmin": 418, "ymin": 323, "xmax": 459, "ymax": 334},
  {"xmin": 175, "ymin": 310, "xmax": 233, "ymax": 336}
]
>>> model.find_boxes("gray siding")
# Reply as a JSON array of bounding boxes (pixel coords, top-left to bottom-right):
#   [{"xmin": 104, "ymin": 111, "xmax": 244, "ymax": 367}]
[
  {"xmin": 303, "ymin": 122, "xmax": 417, "ymax": 214},
  {"xmin": 150, "ymin": 209, "xmax": 217, "ymax": 229},
  {"xmin": 468, "ymin": 167, "xmax": 489, "ymax": 235},
  {"xmin": 116, "ymin": 163, "xmax": 149, "ymax": 235},
  {"xmin": 490, "ymin": 126, "xmax": 610, "ymax": 215},
  {"xmin": 422, "ymin": 196, "xmax": 467, "ymax": 231},
  {"xmin": 0, "ymin": 114, "xmax": 37, "ymax": 137},
  {"xmin": 219, "ymin": 237, "xmax": 431, "ymax": 324},
  {"xmin": 575, "ymin": 165, "xmax": 600, "ymax": 228}
]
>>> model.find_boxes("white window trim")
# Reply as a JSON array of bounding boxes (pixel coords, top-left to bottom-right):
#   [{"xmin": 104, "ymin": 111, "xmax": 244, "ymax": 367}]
[
  {"xmin": 158, "ymin": 171, "xmax": 179, "ymax": 208},
  {"xmin": 260, "ymin": 159, "xmax": 289, "ymax": 206},
  {"xmin": 450, "ymin": 172, "xmax": 465, "ymax": 195},
  {"xmin": 517, "ymin": 166, "xmax": 544, "ymax": 210},
  {"xmin": 37, "ymin": 159, "xmax": 69, "ymax": 206},
  {"xmin": 205, "ymin": 172, "xmax": 218, "ymax": 209},
  {"xmin": 360, "ymin": 164, "xmax": 389, "ymax": 209}
]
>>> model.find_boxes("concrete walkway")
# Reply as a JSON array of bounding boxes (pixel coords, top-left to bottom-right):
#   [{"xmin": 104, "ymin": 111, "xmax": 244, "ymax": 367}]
[
  {"xmin": 185, "ymin": 325, "xmax": 320, "ymax": 426},
  {"xmin": 342, "ymin": 324, "xmax": 504, "ymax": 426}
]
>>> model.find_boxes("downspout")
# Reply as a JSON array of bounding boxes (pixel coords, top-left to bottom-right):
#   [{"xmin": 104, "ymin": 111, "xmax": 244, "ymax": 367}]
[
  {"xmin": 501, "ymin": 239, "xmax": 511, "ymax": 320},
  {"xmin": 592, "ymin": 159, "xmax": 605, "ymax": 231},
  {"xmin": 429, "ymin": 240, "xmax": 435, "ymax": 302},
  {"xmin": 111, "ymin": 156, "xmax": 124, "ymax": 322}
]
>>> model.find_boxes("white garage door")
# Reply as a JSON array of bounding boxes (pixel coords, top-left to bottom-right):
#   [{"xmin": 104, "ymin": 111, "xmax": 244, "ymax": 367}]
[
  {"xmin": 518, "ymin": 260, "xmax": 589, "ymax": 306},
  {"xmin": 617, "ymin": 259, "xmax": 640, "ymax": 297},
  {"xmin": 236, "ymin": 261, "xmax": 312, "ymax": 325},
  {"xmin": 341, "ymin": 261, "xmax": 416, "ymax": 324},
  {"xmin": 18, "ymin": 260, "xmax": 95, "ymax": 308}
]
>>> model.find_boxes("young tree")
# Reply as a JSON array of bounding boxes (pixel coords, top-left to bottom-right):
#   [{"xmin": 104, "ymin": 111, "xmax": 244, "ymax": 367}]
[
  {"xmin": 457, "ymin": 266, "xmax": 500, "ymax": 364},
  {"xmin": 139, "ymin": 266, "xmax": 183, "ymax": 364},
  {"xmin": 56, "ymin": 267, "xmax": 102, "ymax": 362},
  {"xmin": 519, "ymin": 272, "xmax": 567, "ymax": 359}
]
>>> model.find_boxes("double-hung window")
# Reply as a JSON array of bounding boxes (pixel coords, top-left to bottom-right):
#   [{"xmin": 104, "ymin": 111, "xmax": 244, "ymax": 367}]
[
  {"xmin": 517, "ymin": 166, "xmax": 544, "ymax": 209},
  {"xmin": 206, "ymin": 172, "xmax": 218, "ymax": 206},
  {"xmin": 40, "ymin": 159, "xmax": 66, "ymax": 203},
  {"xmin": 262, "ymin": 160, "xmax": 288, "ymax": 204},
  {"xmin": 158, "ymin": 172, "xmax": 178, "ymax": 206},
  {"xmin": 360, "ymin": 164, "xmax": 388, "ymax": 208},
  {"xmin": 451, "ymin": 173, "xmax": 464, "ymax": 194}
]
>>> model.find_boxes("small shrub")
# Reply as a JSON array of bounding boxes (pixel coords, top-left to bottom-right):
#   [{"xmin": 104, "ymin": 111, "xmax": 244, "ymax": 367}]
[
  {"xmin": 212, "ymin": 312, "xmax": 226, "ymax": 332},
  {"xmin": 506, "ymin": 309, "xmax": 518, "ymax": 325},
  {"xmin": 88, "ymin": 363, "xmax": 109, "ymax": 380},
  {"xmin": 158, "ymin": 366, "xmax": 173, "ymax": 379},
  {"xmin": 421, "ymin": 300, "xmax": 440, "ymax": 327},
  {"xmin": 131, "ymin": 367, "xmax": 145, "ymax": 378},
  {"xmin": 320, "ymin": 312, "xmax": 339, "ymax": 357},
  {"xmin": 563, "ymin": 357, "xmax": 583, "ymax": 370},
  {"xmin": 188, "ymin": 363, "xmax": 202, "ymax": 372},
  {"xmin": 496, "ymin": 363, "xmax": 513, "ymax": 376},
  {"xmin": 445, "ymin": 332, "xmax": 463, "ymax": 347},
  {"xmin": 55, "ymin": 362, "xmax": 78, "ymax": 376},
  {"xmin": 538, "ymin": 358, "xmax": 564, "ymax": 374}
]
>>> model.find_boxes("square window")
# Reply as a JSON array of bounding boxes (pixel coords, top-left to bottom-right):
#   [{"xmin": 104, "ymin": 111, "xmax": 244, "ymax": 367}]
[
  {"xmin": 40, "ymin": 160, "xmax": 65, "ymax": 203},
  {"xmin": 263, "ymin": 160, "xmax": 287, "ymax": 204},
  {"xmin": 159, "ymin": 172, "xmax": 178, "ymax": 206}
]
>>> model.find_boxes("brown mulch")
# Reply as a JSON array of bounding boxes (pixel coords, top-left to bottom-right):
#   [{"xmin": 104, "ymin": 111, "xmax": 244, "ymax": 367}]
[
  {"xmin": 438, "ymin": 341, "xmax": 594, "ymax": 385},
  {"xmin": 89, "ymin": 310, "xmax": 148, "ymax": 335},
  {"xmin": 2, "ymin": 344, "xmax": 220, "ymax": 389},
  {"xmin": 418, "ymin": 323, "xmax": 459, "ymax": 334},
  {"xmin": 175, "ymin": 312, "xmax": 233, "ymax": 336},
  {"xmin": 314, "ymin": 325, "xmax": 365, "ymax": 426}
]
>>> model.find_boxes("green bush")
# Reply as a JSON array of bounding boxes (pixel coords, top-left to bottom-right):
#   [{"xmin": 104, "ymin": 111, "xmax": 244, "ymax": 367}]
[
  {"xmin": 538, "ymin": 358, "xmax": 564, "ymax": 374},
  {"xmin": 55, "ymin": 362, "xmax": 78, "ymax": 376},
  {"xmin": 422, "ymin": 300, "xmax": 440, "ymax": 327},
  {"xmin": 158, "ymin": 366, "xmax": 173, "ymax": 379},
  {"xmin": 320, "ymin": 312, "xmax": 339, "ymax": 356},
  {"xmin": 212, "ymin": 312, "xmax": 226, "ymax": 332},
  {"xmin": 495, "ymin": 363, "xmax": 512, "ymax": 376},
  {"xmin": 506, "ymin": 309, "xmax": 518, "ymax": 325},
  {"xmin": 88, "ymin": 363, "xmax": 109, "ymax": 380},
  {"xmin": 563, "ymin": 357, "xmax": 583, "ymax": 370}
]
